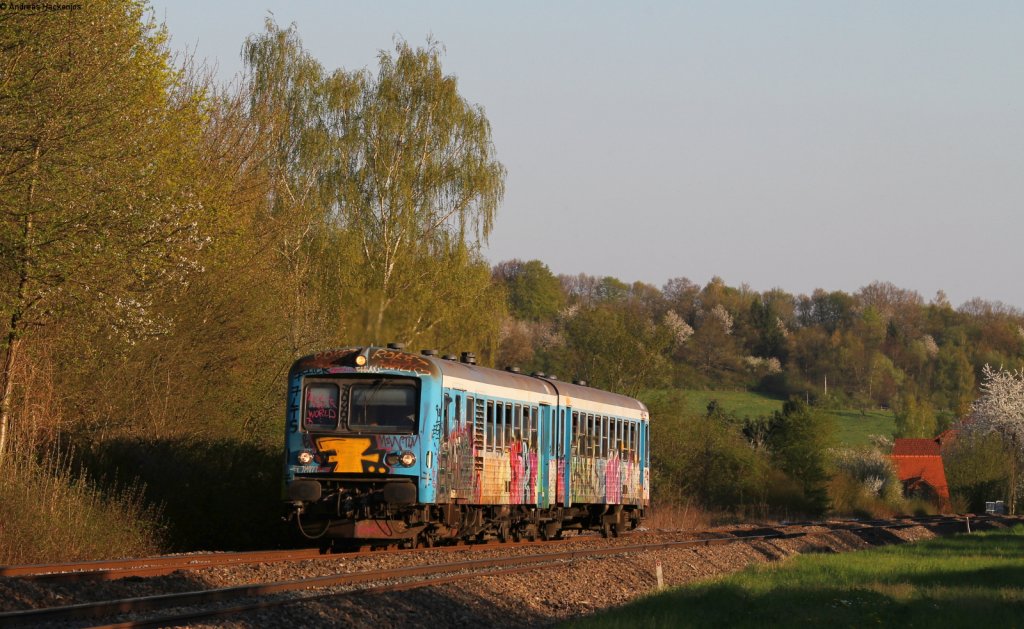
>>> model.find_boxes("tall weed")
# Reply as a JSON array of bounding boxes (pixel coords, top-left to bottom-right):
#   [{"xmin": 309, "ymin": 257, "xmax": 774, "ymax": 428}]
[{"xmin": 0, "ymin": 448, "xmax": 164, "ymax": 564}]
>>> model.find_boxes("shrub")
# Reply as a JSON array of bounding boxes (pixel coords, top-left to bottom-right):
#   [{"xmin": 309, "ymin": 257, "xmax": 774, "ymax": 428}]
[
  {"xmin": 943, "ymin": 432, "xmax": 1011, "ymax": 512},
  {"xmin": 79, "ymin": 436, "xmax": 286, "ymax": 551},
  {"xmin": 0, "ymin": 448, "xmax": 164, "ymax": 564}
]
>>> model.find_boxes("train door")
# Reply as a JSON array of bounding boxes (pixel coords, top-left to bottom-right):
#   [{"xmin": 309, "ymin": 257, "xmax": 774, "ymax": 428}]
[
  {"xmin": 640, "ymin": 420, "xmax": 650, "ymax": 503},
  {"xmin": 561, "ymin": 405, "xmax": 572, "ymax": 507},
  {"xmin": 538, "ymin": 404, "xmax": 552, "ymax": 508}
]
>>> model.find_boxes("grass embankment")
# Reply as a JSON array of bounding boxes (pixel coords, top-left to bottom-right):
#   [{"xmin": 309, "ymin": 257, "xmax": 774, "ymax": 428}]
[
  {"xmin": 566, "ymin": 525, "xmax": 1024, "ymax": 628},
  {"xmin": 682, "ymin": 390, "xmax": 895, "ymax": 447}
]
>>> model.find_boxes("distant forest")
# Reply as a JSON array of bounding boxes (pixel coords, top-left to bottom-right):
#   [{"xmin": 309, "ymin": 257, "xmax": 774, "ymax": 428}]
[{"xmin": 494, "ymin": 263, "xmax": 1023, "ymax": 437}]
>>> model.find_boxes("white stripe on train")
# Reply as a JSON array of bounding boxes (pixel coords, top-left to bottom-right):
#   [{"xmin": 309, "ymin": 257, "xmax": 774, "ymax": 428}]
[{"xmin": 440, "ymin": 376, "xmax": 648, "ymax": 420}]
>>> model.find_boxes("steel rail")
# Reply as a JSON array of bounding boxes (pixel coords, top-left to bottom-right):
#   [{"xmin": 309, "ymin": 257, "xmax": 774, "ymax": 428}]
[
  {"xmin": 0, "ymin": 548, "xmax": 322, "ymax": 580},
  {"xmin": 0, "ymin": 534, "xmax": 594, "ymax": 583},
  {"xmin": 0, "ymin": 512, "xmax": 966, "ymax": 582},
  {"xmin": 0, "ymin": 515, "xmax": 988, "ymax": 628}
]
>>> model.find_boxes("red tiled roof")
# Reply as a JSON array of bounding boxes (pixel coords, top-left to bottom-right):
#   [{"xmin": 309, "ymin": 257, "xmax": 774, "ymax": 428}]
[
  {"xmin": 892, "ymin": 438, "xmax": 951, "ymax": 511},
  {"xmin": 892, "ymin": 438, "xmax": 941, "ymax": 456}
]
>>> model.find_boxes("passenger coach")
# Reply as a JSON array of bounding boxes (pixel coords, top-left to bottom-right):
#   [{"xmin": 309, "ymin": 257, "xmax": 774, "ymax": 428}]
[{"xmin": 283, "ymin": 344, "xmax": 649, "ymax": 547}]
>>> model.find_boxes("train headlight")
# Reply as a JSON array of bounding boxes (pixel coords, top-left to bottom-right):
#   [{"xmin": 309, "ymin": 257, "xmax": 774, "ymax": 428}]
[
  {"xmin": 399, "ymin": 451, "xmax": 416, "ymax": 467},
  {"xmin": 355, "ymin": 355, "xmax": 367, "ymax": 366},
  {"xmin": 297, "ymin": 451, "xmax": 314, "ymax": 465}
]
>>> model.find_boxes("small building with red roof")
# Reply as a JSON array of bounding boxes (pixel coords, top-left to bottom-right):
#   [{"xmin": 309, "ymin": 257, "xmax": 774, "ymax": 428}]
[{"xmin": 892, "ymin": 437, "xmax": 952, "ymax": 512}]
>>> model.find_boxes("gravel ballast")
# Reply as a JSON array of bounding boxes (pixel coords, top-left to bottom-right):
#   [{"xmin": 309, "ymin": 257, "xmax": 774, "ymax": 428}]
[{"xmin": 1, "ymin": 517, "xmax": 1016, "ymax": 627}]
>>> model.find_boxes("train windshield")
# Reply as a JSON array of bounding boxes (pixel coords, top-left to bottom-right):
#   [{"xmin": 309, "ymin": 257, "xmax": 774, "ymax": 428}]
[
  {"xmin": 302, "ymin": 377, "xmax": 419, "ymax": 433},
  {"xmin": 349, "ymin": 381, "xmax": 418, "ymax": 431}
]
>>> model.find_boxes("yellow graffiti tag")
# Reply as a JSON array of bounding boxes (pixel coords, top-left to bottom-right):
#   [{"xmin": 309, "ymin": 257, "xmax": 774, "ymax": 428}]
[{"xmin": 315, "ymin": 437, "xmax": 385, "ymax": 474}]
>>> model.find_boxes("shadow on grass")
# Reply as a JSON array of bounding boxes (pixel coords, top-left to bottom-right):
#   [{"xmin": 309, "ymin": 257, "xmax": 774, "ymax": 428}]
[
  {"xmin": 567, "ymin": 528, "xmax": 1024, "ymax": 628},
  {"xmin": 571, "ymin": 580, "xmax": 1024, "ymax": 629},
  {"xmin": 75, "ymin": 437, "xmax": 289, "ymax": 551}
]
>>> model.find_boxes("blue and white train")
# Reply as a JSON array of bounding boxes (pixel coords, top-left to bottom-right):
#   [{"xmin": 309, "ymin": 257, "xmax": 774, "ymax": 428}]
[{"xmin": 283, "ymin": 344, "xmax": 650, "ymax": 546}]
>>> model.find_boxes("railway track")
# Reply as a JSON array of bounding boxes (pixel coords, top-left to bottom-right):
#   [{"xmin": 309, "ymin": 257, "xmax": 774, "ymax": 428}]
[
  {"xmin": 0, "ymin": 513, "xmax": 965, "ymax": 583},
  {"xmin": 0, "ymin": 535, "xmax": 592, "ymax": 583},
  {"xmin": 0, "ymin": 514, "xmax": 996, "ymax": 628}
]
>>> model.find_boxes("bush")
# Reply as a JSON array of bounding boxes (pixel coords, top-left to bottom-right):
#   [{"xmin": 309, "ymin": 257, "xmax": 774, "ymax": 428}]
[
  {"xmin": 0, "ymin": 448, "xmax": 164, "ymax": 564},
  {"xmin": 943, "ymin": 432, "xmax": 1011, "ymax": 512},
  {"xmin": 79, "ymin": 436, "xmax": 286, "ymax": 551}
]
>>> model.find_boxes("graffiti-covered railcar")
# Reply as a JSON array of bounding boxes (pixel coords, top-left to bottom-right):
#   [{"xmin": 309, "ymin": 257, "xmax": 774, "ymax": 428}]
[{"xmin": 283, "ymin": 345, "xmax": 649, "ymax": 547}]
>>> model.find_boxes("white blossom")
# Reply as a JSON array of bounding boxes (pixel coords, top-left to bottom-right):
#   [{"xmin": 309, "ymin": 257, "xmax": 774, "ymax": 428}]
[
  {"xmin": 708, "ymin": 304, "xmax": 733, "ymax": 335},
  {"xmin": 970, "ymin": 364, "xmax": 1024, "ymax": 453},
  {"xmin": 663, "ymin": 310, "xmax": 694, "ymax": 345},
  {"xmin": 776, "ymin": 317, "xmax": 790, "ymax": 339},
  {"xmin": 920, "ymin": 334, "xmax": 939, "ymax": 359},
  {"xmin": 743, "ymin": 356, "xmax": 782, "ymax": 374}
]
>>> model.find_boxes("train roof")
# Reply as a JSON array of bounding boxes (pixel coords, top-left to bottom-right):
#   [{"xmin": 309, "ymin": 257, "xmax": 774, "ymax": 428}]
[{"xmin": 292, "ymin": 346, "xmax": 648, "ymax": 417}]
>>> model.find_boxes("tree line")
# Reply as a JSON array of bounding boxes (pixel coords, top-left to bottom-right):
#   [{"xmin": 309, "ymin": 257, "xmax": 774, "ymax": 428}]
[{"xmin": 494, "ymin": 261, "xmax": 1024, "ymax": 438}]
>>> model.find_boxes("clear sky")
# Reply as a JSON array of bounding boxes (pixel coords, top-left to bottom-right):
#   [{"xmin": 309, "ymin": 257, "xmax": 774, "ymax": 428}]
[{"xmin": 150, "ymin": 0, "xmax": 1024, "ymax": 309}]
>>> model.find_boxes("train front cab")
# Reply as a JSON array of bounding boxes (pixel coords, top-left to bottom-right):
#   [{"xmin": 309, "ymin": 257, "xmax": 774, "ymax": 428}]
[{"xmin": 283, "ymin": 348, "xmax": 442, "ymax": 544}]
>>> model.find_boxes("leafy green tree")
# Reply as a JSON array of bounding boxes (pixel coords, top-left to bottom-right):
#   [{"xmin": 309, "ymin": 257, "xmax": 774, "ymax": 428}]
[
  {"xmin": 242, "ymin": 20, "xmax": 357, "ymax": 356},
  {"xmin": 241, "ymin": 23, "xmax": 507, "ymax": 354},
  {"xmin": 749, "ymin": 296, "xmax": 789, "ymax": 360},
  {"xmin": 943, "ymin": 431, "xmax": 1011, "ymax": 512},
  {"xmin": 931, "ymin": 342, "xmax": 975, "ymax": 416},
  {"xmin": 335, "ymin": 39, "xmax": 506, "ymax": 345},
  {"xmin": 647, "ymin": 392, "xmax": 765, "ymax": 510},
  {"xmin": 0, "ymin": 1, "xmax": 208, "ymax": 459},
  {"xmin": 765, "ymin": 398, "xmax": 835, "ymax": 515},
  {"xmin": 893, "ymin": 383, "xmax": 938, "ymax": 438},
  {"xmin": 558, "ymin": 299, "xmax": 676, "ymax": 396},
  {"xmin": 494, "ymin": 259, "xmax": 565, "ymax": 322}
]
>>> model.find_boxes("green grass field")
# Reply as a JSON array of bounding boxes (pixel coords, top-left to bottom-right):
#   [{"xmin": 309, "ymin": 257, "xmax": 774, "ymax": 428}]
[
  {"xmin": 564, "ymin": 525, "xmax": 1024, "ymax": 628},
  {"xmin": 679, "ymin": 390, "xmax": 895, "ymax": 448}
]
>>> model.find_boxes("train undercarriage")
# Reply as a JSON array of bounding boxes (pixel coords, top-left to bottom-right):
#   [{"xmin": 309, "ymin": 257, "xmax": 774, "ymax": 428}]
[{"xmin": 284, "ymin": 478, "xmax": 644, "ymax": 550}]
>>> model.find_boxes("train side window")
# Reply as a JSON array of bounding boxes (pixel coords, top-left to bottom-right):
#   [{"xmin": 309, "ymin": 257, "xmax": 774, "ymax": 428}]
[
  {"xmin": 591, "ymin": 414, "xmax": 598, "ymax": 458},
  {"xmin": 487, "ymin": 401, "xmax": 495, "ymax": 452},
  {"xmin": 529, "ymin": 406, "xmax": 537, "ymax": 450},
  {"xmin": 586, "ymin": 414, "xmax": 594, "ymax": 457},
  {"xmin": 443, "ymin": 393, "xmax": 451, "ymax": 439},
  {"xmin": 455, "ymin": 394, "xmax": 462, "ymax": 428},
  {"xmin": 504, "ymin": 402, "xmax": 513, "ymax": 450},
  {"xmin": 582, "ymin": 414, "xmax": 589, "ymax": 457},
  {"xmin": 511, "ymin": 403, "xmax": 520, "ymax": 445},
  {"xmin": 572, "ymin": 411, "xmax": 580, "ymax": 456},
  {"xmin": 556, "ymin": 409, "xmax": 562, "ymax": 456}
]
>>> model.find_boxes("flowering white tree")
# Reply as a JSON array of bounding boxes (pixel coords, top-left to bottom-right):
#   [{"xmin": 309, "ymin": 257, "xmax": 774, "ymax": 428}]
[{"xmin": 970, "ymin": 364, "xmax": 1024, "ymax": 512}]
